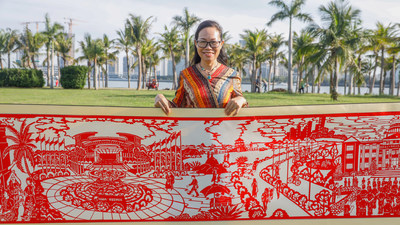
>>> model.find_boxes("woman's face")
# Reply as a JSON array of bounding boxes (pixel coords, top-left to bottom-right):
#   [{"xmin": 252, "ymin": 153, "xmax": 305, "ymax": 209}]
[{"xmin": 195, "ymin": 27, "xmax": 224, "ymax": 64}]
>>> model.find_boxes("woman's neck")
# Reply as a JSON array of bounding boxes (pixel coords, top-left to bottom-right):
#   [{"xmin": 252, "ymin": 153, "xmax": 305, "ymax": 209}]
[{"xmin": 200, "ymin": 60, "xmax": 218, "ymax": 71}]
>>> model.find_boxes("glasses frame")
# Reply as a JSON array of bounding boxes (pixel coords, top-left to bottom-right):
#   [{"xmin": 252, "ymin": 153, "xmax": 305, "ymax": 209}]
[{"xmin": 195, "ymin": 40, "xmax": 222, "ymax": 48}]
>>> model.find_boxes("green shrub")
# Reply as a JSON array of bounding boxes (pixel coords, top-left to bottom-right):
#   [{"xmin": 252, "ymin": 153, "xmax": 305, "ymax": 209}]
[
  {"xmin": 0, "ymin": 69, "xmax": 45, "ymax": 87},
  {"xmin": 60, "ymin": 66, "xmax": 88, "ymax": 89}
]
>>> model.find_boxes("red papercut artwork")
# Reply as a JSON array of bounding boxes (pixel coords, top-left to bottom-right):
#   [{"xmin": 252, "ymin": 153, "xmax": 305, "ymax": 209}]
[{"xmin": 1, "ymin": 109, "xmax": 400, "ymax": 223}]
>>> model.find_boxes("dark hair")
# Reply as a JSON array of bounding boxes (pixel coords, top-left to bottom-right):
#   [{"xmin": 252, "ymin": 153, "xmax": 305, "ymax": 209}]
[{"xmin": 191, "ymin": 20, "xmax": 228, "ymax": 66}]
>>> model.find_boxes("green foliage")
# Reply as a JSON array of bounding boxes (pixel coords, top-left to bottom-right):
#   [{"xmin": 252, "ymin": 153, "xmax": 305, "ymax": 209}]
[
  {"xmin": 60, "ymin": 66, "xmax": 88, "ymax": 89},
  {"xmin": 0, "ymin": 69, "xmax": 45, "ymax": 87}
]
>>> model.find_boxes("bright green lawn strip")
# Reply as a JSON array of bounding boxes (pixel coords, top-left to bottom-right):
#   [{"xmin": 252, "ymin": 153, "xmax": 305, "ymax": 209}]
[{"xmin": 0, "ymin": 87, "xmax": 399, "ymax": 107}]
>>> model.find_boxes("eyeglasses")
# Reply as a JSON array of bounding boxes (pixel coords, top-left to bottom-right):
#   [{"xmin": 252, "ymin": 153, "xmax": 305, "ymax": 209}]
[{"xmin": 196, "ymin": 40, "xmax": 222, "ymax": 48}]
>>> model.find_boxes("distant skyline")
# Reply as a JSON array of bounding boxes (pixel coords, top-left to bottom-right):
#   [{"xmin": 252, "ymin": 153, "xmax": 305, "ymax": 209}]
[{"xmin": 1, "ymin": 0, "xmax": 399, "ymax": 44}]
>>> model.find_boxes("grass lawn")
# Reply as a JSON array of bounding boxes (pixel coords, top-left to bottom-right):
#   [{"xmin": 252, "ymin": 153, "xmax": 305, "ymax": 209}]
[{"xmin": 0, "ymin": 87, "xmax": 399, "ymax": 107}]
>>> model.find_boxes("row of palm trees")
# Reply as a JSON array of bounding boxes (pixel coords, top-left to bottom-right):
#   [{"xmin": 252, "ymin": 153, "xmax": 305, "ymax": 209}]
[
  {"xmin": 236, "ymin": 0, "xmax": 400, "ymax": 99},
  {"xmin": 1, "ymin": 1, "xmax": 400, "ymax": 98}
]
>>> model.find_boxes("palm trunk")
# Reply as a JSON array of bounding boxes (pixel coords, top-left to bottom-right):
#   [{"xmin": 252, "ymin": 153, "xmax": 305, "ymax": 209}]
[
  {"xmin": 142, "ymin": 58, "xmax": 147, "ymax": 89},
  {"xmin": 46, "ymin": 46, "xmax": 50, "ymax": 87},
  {"xmin": 126, "ymin": 50, "xmax": 130, "ymax": 89},
  {"xmin": 379, "ymin": 48, "xmax": 385, "ymax": 95},
  {"xmin": 87, "ymin": 62, "xmax": 91, "ymax": 89},
  {"xmin": 344, "ymin": 67, "xmax": 347, "ymax": 95},
  {"xmin": 30, "ymin": 55, "xmax": 37, "ymax": 69},
  {"xmin": 317, "ymin": 74, "xmax": 321, "ymax": 94},
  {"xmin": 390, "ymin": 55, "xmax": 396, "ymax": 96},
  {"xmin": 137, "ymin": 47, "xmax": 143, "ymax": 90},
  {"xmin": 267, "ymin": 60, "xmax": 272, "ymax": 92},
  {"xmin": 273, "ymin": 55, "xmax": 278, "ymax": 90},
  {"xmin": 0, "ymin": 55, "xmax": 3, "ymax": 69},
  {"xmin": 311, "ymin": 67, "xmax": 316, "ymax": 93},
  {"xmin": 105, "ymin": 58, "xmax": 109, "ymax": 88},
  {"xmin": 50, "ymin": 41, "xmax": 55, "ymax": 89},
  {"xmin": 93, "ymin": 58, "xmax": 98, "ymax": 90},
  {"xmin": 185, "ymin": 32, "xmax": 190, "ymax": 68},
  {"xmin": 7, "ymin": 52, "xmax": 11, "ymax": 68},
  {"xmin": 57, "ymin": 54, "xmax": 61, "ymax": 87},
  {"xmin": 397, "ymin": 71, "xmax": 400, "ymax": 96},
  {"xmin": 348, "ymin": 69, "xmax": 353, "ymax": 95},
  {"xmin": 369, "ymin": 54, "xmax": 378, "ymax": 94},
  {"xmin": 171, "ymin": 50, "xmax": 178, "ymax": 90},
  {"xmin": 287, "ymin": 17, "xmax": 293, "ymax": 93},
  {"xmin": 332, "ymin": 58, "xmax": 339, "ymax": 100},
  {"xmin": 251, "ymin": 58, "xmax": 257, "ymax": 92},
  {"xmin": 257, "ymin": 67, "xmax": 262, "ymax": 93}
]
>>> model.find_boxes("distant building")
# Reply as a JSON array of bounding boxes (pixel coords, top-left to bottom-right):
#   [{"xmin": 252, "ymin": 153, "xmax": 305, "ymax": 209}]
[
  {"xmin": 122, "ymin": 56, "xmax": 138, "ymax": 77},
  {"xmin": 108, "ymin": 57, "xmax": 119, "ymax": 76}
]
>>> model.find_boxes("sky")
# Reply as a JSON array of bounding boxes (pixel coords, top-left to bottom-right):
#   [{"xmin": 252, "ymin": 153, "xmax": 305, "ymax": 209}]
[{"xmin": 0, "ymin": 0, "xmax": 399, "ymax": 45}]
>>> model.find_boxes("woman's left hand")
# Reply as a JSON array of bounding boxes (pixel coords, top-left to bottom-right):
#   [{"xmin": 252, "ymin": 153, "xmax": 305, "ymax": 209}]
[{"xmin": 225, "ymin": 96, "xmax": 247, "ymax": 116}]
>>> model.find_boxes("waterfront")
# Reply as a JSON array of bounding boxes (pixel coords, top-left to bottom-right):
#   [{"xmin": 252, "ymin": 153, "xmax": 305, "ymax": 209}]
[{"xmin": 98, "ymin": 80, "xmax": 389, "ymax": 96}]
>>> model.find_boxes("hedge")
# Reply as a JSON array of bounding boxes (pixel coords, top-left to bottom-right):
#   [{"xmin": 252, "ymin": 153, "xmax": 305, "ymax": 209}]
[
  {"xmin": 0, "ymin": 69, "xmax": 45, "ymax": 87},
  {"xmin": 60, "ymin": 66, "xmax": 88, "ymax": 89}
]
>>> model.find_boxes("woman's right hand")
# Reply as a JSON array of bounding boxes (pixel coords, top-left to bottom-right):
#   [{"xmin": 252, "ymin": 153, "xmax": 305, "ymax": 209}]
[{"xmin": 154, "ymin": 94, "xmax": 171, "ymax": 115}]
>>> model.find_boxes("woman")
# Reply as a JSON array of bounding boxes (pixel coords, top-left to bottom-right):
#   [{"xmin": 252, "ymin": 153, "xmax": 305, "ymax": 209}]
[{"xmin": 155, "ymin": 20, "xmax": 247, "ymax": 116}]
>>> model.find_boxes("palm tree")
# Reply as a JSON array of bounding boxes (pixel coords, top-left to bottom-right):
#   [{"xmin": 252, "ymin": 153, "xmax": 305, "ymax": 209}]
[
  {"xmin": 139, "ymin": 38, "xmax": 159, "ymax": 89},
  {"xmin": 0, "ymin": 29, "xmax": 7, "ymax": 69},
  {"xmin": 227, "ymin": 43, "xmax": 249, "ymax": 79},
  {"xmin": 173, "ymin": 7, "xmax": 201, "ymax": 68},
  {"xmin": 90, "ymin": 38, "xmax": 105, "ymax": 90},
  {"xmin": 4, "ymin": 28, "xmax": 19, "ymax": 68},
  {"xmin": 115, "ymin": 28, "xmax": 133, "ymax": 88},
  {"xmin": 307, "ymin": 0, "xmax": 361, "ymax": 100},
  {"xmin": 387, "ymin": 42, "xmax": 400, "ymax": 95},
  {"xmin": 159, "ymin": 25, "xmax": 181, "ymax": 89},
  {"xmin": 77, "ymin": 33, "xmax": 94, "ymax": 89},
  {"xmin": 373, "ymin": 22, "xmax": 398, "ymax": 95},
  {"xmin": 267, "ymin": 0, "xmax": 313, "ymax": 93},
  {"xmin": 126, "ymin": 14, "xmax": 154, "ymax": 90},
  {"xmin": 4, "ymin": 120, "xmax": 36, "ymax": 177},
  {"xmin": 293, "ymin": 30, "xmax": 314, "ymax": 93},
  {"xmin": 102, "ymin": 34, "xmax": 117, "ymax": 88},
  {"xmin": 240, "ymin": 29, "xmax": 269, "ymax": 92},
  {"xmin": 55, "ymin": 33, "xmax": 73, "ymax": 67},
  {"xmin": 270, "ymin": 33, "xmax": 285, "ymax": 90},
  {"xmin": 43, "ymin": 13, "xmax": 64, "ymax": 88}
]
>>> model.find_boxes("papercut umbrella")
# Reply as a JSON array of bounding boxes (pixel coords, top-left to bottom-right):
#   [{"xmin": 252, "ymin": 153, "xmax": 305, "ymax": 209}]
[{"xmin": 201, "ymin": 183, "xmax": 230, "ymax": 197}]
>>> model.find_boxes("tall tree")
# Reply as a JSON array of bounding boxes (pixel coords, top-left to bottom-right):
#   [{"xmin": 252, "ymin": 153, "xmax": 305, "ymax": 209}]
[
  {"xmin": 159, "ymin": 25, "xmax": 182, "ymax": 89},
  {"xmin": 270, "ymin": 33, "xmax": 285, "ymax": 90},
  {"xmin": 115, "ymin": 28, "xmax": 133, "ymax": 88},
  {"xmin": 102, "ymin": 34, "xmax": 117, "ymax": 88},
  {"xmin": 173, "ymin": 7, "xmax": 201, "ymax": 68},
  {"xmin": 240, "ymin": 29, "xmax": 269, "ymax": 92},
  {"xmin": 43, "ymin": 13, "xmax": 64, "ymax": 88},
  {"xmin": 0, "ymin": 29, "xmax": 8, "ymax": 69},
  {"xmin": 55, "ymin": 33, "xmax": 73, "ymax": 67},
  {"xmin": 373, "ymin": 22, "xmax": 398, "ymax": 95},
  {"xmin": 2, "ymin": 28, "xmax": 19, "ymax": 69},
  {"xmin": 307, "ymin": 0, "xmax": 361, "ymax": 100},
  {"xmin": 267, "ymin": 0, "xmax": 312, "ymax": 93},
  {"xmin": 77, "ymin": 33, "xmax": 94, "ymax": 89},
  {"xmin": 126, "ymin": 14, "xmax": 154, "ymax": 90},
  {"xmin": 293, "ymin": 30, "xmax": 314, "ymax": 93}
]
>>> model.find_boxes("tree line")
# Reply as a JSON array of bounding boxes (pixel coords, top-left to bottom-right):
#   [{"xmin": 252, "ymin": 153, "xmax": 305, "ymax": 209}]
[{"xmin": 1, "ymin": 0, "xmax": 400, "ymax": 100}]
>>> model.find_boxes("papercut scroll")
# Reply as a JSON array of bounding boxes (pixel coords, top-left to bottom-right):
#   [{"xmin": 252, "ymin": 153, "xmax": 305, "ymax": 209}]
[{"xmin": 1, "ymin": 103, "xmax": 400, "ymax": 223}]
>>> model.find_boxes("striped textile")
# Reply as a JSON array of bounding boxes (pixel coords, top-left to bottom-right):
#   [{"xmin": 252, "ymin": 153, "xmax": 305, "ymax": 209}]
[{"xmin": 171, "ymin": 64, "xmax": 244, "ymax": 108}]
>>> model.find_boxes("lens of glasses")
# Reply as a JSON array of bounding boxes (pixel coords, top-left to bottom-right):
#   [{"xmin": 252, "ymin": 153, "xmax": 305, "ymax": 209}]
[{"xmin": 197, "ymin": 41, "xmax": 221, "ymax": 48}]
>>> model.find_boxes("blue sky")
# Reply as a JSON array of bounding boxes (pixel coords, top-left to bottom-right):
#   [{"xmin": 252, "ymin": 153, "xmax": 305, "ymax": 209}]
[{"xmin": 0, "ymin": 0, "xmax": 399, "ymax": 45}]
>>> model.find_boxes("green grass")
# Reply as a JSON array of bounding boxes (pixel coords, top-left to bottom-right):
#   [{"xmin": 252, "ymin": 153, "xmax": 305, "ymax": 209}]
[{"xmin": 0, "ymin": 87, "xmax": 399, "ymax": 107}]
